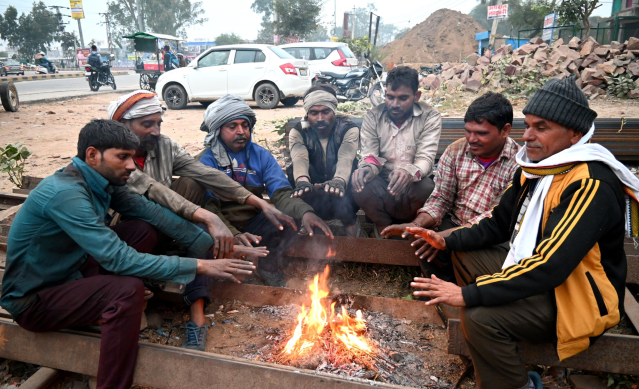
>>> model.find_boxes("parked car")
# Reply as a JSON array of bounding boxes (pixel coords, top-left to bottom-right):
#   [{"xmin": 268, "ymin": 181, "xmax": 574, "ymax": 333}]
[
  {"xmin": 1, "ymin": 60, "xmax": 25, "ymax": 76},
  {"xmin": 155, "ymin": 44, "xmax": 311, "ymax": 110},
  {"xmin": 279, "ymin": 42, "xmax": 358, "ymax": 76}
]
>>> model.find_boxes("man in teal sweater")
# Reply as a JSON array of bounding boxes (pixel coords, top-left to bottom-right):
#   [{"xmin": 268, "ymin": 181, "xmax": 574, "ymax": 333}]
[{"xmin": 0, "ymin": 119, "xmax": 256, "ymax": 389}]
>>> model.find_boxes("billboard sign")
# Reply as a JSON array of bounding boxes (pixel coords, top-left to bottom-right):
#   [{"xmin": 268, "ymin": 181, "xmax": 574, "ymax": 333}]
[
  {"xmin": 69, "ymin": 0, "xmax": 84, "ymax": 19},
  {"xmin": 542, "ymin": 13, "xmax": 556, "ymax": 41},
  {"xmin": 76, "ymin": 48, "xmax": 90, "ymax": 67},
  {"xmin": 487, "ymin": 5, "xmax": 508, "ymax": 20}
]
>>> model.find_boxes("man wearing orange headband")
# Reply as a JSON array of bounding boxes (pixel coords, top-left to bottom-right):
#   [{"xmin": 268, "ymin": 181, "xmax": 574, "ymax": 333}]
[{"xmin": 108, "ymin": 90, "xmax": 295, "ymax": 350}]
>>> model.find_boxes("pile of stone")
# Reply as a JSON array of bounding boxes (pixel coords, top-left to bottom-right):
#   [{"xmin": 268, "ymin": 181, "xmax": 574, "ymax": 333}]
[{"xmin": 419, "ymin": 36, "xmax": 639, "ymax": 98}]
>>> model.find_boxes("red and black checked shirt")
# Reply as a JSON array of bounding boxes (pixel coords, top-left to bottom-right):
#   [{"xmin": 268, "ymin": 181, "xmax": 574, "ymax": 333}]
[{"xmin": 418, "ymin": 137, "xmax": 521, "ymax": 226}]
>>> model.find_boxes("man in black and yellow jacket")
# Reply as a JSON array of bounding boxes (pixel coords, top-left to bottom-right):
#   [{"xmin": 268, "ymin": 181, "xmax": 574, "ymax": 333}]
[{"xmin": 406, "ymin": 76, "xmax": 639, "ymax": 389}]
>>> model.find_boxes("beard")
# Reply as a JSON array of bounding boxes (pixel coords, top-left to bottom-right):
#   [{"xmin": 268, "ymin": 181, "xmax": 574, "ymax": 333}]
[
  {"xmin": 99, "ymin": 161, "xmax": 132, "ymax": 186},
  {"xmin": 139, "ymin": 134, "xmax": 160, "ymax": 151}
]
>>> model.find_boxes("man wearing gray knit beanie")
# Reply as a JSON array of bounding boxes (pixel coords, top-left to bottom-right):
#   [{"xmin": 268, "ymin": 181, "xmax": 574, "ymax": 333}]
[{"xmin": 405, "ymin": 75, "xmax": 638, "ymax": 389}]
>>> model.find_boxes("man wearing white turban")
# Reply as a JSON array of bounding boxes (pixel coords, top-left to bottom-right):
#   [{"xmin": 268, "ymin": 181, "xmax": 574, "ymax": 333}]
[
  {"xmin": 108, "ymin": 90, "xmax": 295, "ymax": 351},
  {"xmin": 199, "ymin": 94, "xmax": 334, "ymax": 287}
]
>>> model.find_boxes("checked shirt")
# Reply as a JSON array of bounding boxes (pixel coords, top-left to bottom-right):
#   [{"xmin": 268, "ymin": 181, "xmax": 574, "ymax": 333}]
[{"xmin": 418, "ymin": 137, "xmax": 521, "ymax": 226}]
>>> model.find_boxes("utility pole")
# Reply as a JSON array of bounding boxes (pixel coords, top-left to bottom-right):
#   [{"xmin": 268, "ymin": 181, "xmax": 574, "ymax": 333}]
[
  {"xmin": 135, "ymin": 0, "xmax": 145, "ymax": 31},
  {"xmin": 333, "ymin": 0, "xmax": 337, "ymax": 36},
  {"xmin": 487, "ymin": 0, "xmax": 503, "ymax": 52},
  {"xmin": 352, "ymin": 6, "xmax": 356, "ymax": 39},
  {"xmin": 99, "ymin": 12, "xmax": 113, "ymax": 54},
  {"xmin": 77, "ymin": 20, "xmax": 85, "ymax": 48},
  {"xmin": 368, "ymin": 12, "xmax": 373, "ymax": 40}
]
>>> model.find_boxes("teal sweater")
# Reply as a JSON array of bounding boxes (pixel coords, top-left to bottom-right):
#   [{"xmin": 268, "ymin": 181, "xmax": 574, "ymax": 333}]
[{"xmin": 0, "ymin": 158, "xmax": 211, "ymax": 318}]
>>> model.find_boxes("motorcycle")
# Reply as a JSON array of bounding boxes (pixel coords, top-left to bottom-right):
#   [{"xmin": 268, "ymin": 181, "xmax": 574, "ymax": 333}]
[
  {"xmin": 84, "ymin": 65, "xmax": 116, "ymax": 92},
  {"xmin": 35, "ymin": 64, "xmax": 57, "ymax": 74},
  {"xmin": 420, "ymin": 64, "xmax": 442, "ymax": 77},
  {"xmin": 314, "ymin": 58, "xmax": 386, "ymax": 106}
]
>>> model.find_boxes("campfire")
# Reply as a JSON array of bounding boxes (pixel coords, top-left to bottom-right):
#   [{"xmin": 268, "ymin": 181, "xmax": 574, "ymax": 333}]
[{"xmin": 272, "ymin": 266, "xmax": 376, "ymax": 369}]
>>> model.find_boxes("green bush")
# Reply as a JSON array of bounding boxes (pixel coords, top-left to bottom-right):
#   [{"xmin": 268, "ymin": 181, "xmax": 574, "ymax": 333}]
[{"xmin": 0, "ymin": 143, "xmax": 32, "ymax": 189}]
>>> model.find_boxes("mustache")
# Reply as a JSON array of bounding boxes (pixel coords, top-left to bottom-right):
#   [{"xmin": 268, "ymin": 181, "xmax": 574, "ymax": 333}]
[
  {"xmin": 233, "ymin": 135, "xmax": 248, "ymax": 142},
  {"xmin": 313, "ymin": 121, "xmax": 329, "ymax": 128},
  {"xmin": 140, "ymin": 134, "xmax": 160, "ymax": 151},
  {"xmin": 525, "ymin": 141, "xmax": 543, "ymax": 148}
]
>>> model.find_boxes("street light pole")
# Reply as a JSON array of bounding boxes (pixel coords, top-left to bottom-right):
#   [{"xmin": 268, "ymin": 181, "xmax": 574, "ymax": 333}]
[{"xmin": 77, "ymin": 19, "xmax": 85, "ymax": 48}]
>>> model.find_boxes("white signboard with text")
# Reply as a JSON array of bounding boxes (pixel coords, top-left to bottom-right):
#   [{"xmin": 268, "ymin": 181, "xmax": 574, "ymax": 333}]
[
  {"xmin": 487, "ymin": 5, "xmax": 509, "ymax": 20},
  {"xmin": 542, "ymin": 13, "xmax": 556, "ymax": 41}
]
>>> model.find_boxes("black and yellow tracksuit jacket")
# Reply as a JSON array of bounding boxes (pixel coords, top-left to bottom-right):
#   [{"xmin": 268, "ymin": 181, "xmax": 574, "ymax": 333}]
[{"xmin": 445, "ymin": 161, "xmax": 627, "ymax": 360}]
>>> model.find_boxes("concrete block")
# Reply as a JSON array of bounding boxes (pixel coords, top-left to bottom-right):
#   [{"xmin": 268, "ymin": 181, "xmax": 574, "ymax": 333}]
[
  {"xmin": 441, "ymin": 68, "xmax": 456, "ymax": 80},
  {"xmin": 627, "ymin": 36, "xmax": 639, "ymax": 50},
  {"xmin": 529, "ymin": 37, "xmax": 544, "ymax": 45},
  {"xmin": 568, "ymin": 36, "xmax": 581, "ymax": 49},
  {"xmin": 593, "ymin": 47, "xmax": 609, "ymax": 57},
  {"xmin": 551, "ymin": 38, "xmax": 564, "ymax": 48},
  {"xmin": 627, "ymin": 62, "xmax": 639, "ymax": 76},
  {"xmin": 466, "ymin": 53, "xmax": 480, "ymax": 66},
  {"xmin": 465, "ymin": 79, "xmax": 481, "ymax": 91}
]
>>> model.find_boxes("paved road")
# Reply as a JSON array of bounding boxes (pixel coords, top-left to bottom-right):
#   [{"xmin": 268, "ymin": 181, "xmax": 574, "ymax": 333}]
[{"xmin": 15, "ymin": 72, "xmax": 139, "ymax": 102}]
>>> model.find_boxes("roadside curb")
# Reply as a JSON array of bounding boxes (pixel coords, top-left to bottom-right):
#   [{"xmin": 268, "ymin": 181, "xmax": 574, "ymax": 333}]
[
  {"xmin": 20, "ymin": 87, "xmax": 138, "ymax": 105},
  {"xmin": 0, "ymin": 71, "xmax": 130, "ymax": 83}
]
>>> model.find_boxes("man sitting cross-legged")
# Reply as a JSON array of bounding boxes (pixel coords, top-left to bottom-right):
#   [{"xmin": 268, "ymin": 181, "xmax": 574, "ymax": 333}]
[
  {"xmin": 287, "ymin": 85, "xmax": 362, "ymax": 237},
  {"xmin": 0, "ymin": 120, "xmax": 257, "ymax": 389},
  {"xmin": 351, "ymin": 66, "xmax": 441, "ymax": 237},
  {"xmin": 381, "ymin": 92, "xmax": 520, "ymax": 281},
  {"xmin": 406, "ymin": 77, "xmax": 638, "ymax": 389},
  {"xmin": 198, "ymin": 95, "xmax": 334, "ymax": 288}
]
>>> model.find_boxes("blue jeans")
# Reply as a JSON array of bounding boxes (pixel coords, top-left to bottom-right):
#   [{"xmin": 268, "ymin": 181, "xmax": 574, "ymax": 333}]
[{"xmin": 183, "ymin": 214, "xmax": 299, "ymax": 305}]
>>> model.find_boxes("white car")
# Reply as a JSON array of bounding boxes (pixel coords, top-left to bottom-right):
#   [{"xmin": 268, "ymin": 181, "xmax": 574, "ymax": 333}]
[
  {"xmin": 279, "ymin": 42, "xmax": 358, "ymax": 77},
  {"xmin": 155, "ymin": 44, "xmax": 311, "ymax": 110}
]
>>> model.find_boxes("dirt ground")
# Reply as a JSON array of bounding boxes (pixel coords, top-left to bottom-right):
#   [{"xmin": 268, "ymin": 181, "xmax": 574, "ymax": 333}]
[
  {"xmin": 380, "ymin": 9, "xmax": 484, "ymax": 66},
  {"xmin": 1, "ymin": 91, "xmax": 638, "ymax": 193}
]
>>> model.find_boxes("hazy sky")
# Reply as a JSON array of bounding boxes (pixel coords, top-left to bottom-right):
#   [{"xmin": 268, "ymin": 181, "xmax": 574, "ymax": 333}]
[{"xmin": 0, "ymin": 0, "xmax": 613, "ymax": 48}]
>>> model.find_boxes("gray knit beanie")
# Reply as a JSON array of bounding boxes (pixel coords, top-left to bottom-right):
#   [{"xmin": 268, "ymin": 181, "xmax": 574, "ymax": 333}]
[{"xmin": 522, "ymin": 75, "xmax": 597, "ymax": 134}]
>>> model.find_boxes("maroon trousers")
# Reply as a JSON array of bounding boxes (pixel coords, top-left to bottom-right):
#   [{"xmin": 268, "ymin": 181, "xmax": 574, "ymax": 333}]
[{"xmin": 15, "ymin": 219, "xmax": 158, "ymax": 389}]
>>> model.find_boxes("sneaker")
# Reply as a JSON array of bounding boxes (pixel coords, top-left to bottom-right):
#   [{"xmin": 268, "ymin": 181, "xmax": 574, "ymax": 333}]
[
  {"xmin": 255, "ymin": 267, "xmax": 286, "ymax": 287},
  {"xmin": 182, "ymin": 321, "xmax": 208, "ymax": 351}
]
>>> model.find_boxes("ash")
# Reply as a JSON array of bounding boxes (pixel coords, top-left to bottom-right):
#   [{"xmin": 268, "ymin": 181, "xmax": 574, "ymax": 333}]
[{"xmin": 242, "ymin": 304, "xmax": 455, "ymax": 388}]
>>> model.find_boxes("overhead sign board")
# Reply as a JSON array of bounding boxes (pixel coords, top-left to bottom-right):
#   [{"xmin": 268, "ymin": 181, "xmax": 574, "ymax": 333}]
[
  {"xmin": 487, "ymin": 5, "xmax": 508, "ymax": 20},
  {"xmin": 69, "ymin": 0, "xmax": 84, "ymax": 19},
  {"xmin": 542, "ymin": 13, "xmax": 556, "ymax": 41}
]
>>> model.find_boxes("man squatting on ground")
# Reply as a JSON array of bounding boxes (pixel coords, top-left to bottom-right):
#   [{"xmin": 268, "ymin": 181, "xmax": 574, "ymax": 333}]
[
  {"xmin": 198, "ymin": 94, "xmax": 334, "ymax": 288},
  {"xmin": 406, "ymin": 76, "xmax": 639, "ymax": 389},
  {"xmin": 0, "ymin": 120, "xmax": 258, "ymax": 389},
  {"xmin": 382, "ymin": 92, "xmax": 521, "ymax": 282},
  {"xmin": 108, "ymin": 90, "xmax": 292, "ymax": 350},
  {"xmin": 351, "ymin": 66, "xmax": 442, "ymax": 237},
  {"xmin": 287, "ymin": 85, "xmax": 362, "ymax": 237}
]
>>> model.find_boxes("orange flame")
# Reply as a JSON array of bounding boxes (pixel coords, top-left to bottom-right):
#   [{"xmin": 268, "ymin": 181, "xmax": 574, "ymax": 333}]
[
  {"xmin": 282, "ymin": 266, "xmax": 373, "ymax": 357},
  {"xmin": 326, "ymin": 246, "xmax": 337, "ymax": 258}
]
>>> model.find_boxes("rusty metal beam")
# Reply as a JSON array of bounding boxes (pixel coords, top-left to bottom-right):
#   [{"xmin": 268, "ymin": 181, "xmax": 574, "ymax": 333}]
[
  {"xmin": 624, "ymin": 287, "xmax": 639, "ymax": 332},
  {"xmin": 447, "ymin": 319, "xmax": 639, "ymax": 375},
  {"xmin": 208, "ymin": 282, "xmax": 457, "ymax": 325},
  {"xmin": 0, "ymin": 318, "xmax": 408, "ymax": 389},
  {"xmin": 286, "ymin": 235, "xmax": 419, "ymax": 267}
]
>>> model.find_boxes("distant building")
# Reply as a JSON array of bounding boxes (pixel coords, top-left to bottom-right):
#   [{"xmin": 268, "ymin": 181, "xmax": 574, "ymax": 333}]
[{"xmin": 601, "ymin": 0, "xmax": 639, "ymax": 42}]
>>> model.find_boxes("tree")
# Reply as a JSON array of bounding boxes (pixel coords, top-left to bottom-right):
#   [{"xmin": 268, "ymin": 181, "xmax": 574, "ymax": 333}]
[
  {"xmin": 0, "ymin": 3, "xmax": 61, "ymax": 59},
  {"xmin": 214, "ymin": 33, "xmax": 243, "ymax": 45},
  {"xmin": 394, "ymin": 27, "xmax": 410, "ymax": 41},
  {"xmin": 252, "ymin": 0, "xmax": 322, "ymax": 40},
  {"xmin": 555, "ymin": 0, "xmax": 602, "ymax": 38},
  {"xmin": 58, "ymin": 31, "xmax": 79, "ymax": 51},
  {"xmin": 272, "ymin": 0, "xmax": 322, "ymax": 39},
  {"xmin": 106, "ymin": 0, "xmax": 208, "ymax": 48}
]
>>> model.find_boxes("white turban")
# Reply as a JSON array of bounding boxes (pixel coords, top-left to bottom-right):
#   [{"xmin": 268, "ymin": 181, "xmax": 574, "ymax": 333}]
[
  {"xmin": 303, "ymin": 90, "xmax": 338, "ymax": 113},
  {"xmin": 107, "ymin": 90, "xmax": 165, "ymax": 122}
]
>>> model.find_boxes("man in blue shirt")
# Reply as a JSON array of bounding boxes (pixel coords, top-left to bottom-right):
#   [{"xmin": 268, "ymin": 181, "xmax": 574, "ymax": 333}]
[
  {"xmin": 199, "ymin": 95, "xmax": 333, "ymax": 288},
  {"xmin": 0, "ymin": 119, "xmax": 256, "ymax": 389}
]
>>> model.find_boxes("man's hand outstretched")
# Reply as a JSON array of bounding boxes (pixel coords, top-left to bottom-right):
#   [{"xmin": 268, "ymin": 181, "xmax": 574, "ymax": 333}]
[
  {"xmin": 196, "ymin": 259, "xmax": 256, "ymax": 284},
  {"xmin": 411, "ymin": 275, "xmax": 465, "ymax": 307},
  {"xmin": 405, "ymin": 227, "xmax": 447, "ymax": 250}
]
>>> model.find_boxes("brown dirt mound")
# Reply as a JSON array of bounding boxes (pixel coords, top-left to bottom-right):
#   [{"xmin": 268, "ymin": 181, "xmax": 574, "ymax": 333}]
[{"xmin": 380, "ymin": 9, "xmax": 485, "ymax": 66}]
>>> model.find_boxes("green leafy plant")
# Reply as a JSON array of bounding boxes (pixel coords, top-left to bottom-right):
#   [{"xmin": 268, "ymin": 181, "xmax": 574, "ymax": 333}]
[
  {"xmin": 607, "ymin": 72, "xmax": 636, "ymax": 99},
  {"xmin": 488, "ymin": 56, "xmax": 551, "ymax": 97},
  {"xmin": 267, "ymin": 117, "xmax": 292, "ymax": 147},
  {"xmin": 0, "ymin": 143, "xmax": 32, "ymax": 189}
]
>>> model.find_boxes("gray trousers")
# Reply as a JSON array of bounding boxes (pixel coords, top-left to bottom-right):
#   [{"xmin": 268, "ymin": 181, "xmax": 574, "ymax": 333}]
[{"xmin": 451, "ymin": 245, "xmax": 557, "ymax": 389}]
